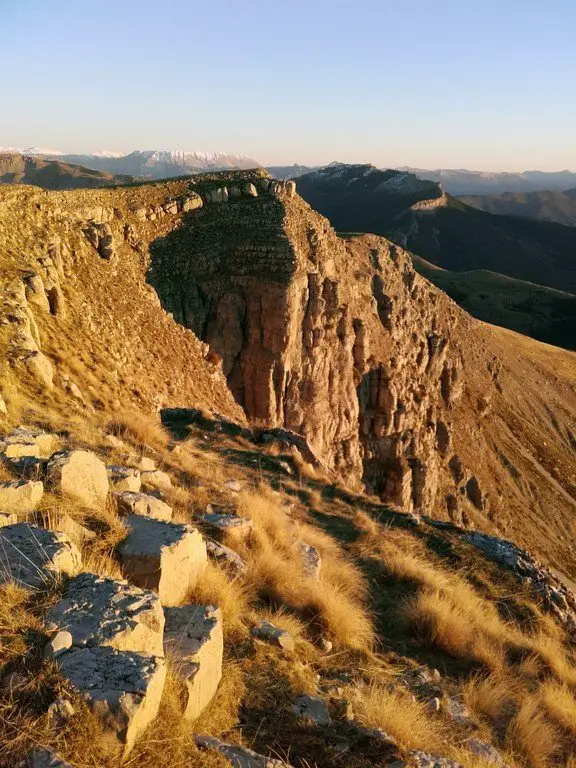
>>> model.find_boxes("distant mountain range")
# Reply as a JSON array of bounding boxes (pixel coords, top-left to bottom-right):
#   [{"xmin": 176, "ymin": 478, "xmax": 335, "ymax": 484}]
[
  {"xmin": 460, "ymin": 188, "xmax": 576, "ymax": 227},
  {"xmin": 267, "ymin": 164, "xmax": 576, "ymax": 196},
  {"xmin": 0, "ymin": 148, "xmax": 260, "ymax": 179},
  {"xmin": 0, "ymin": 153, "xmax": 134, "ymax": 189},
  {"xmin": 296, "ymin": 163, "xmax": 576, "ymax": 348}
]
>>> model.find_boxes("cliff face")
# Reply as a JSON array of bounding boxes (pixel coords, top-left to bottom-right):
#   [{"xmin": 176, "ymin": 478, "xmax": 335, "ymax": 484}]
[{"xmin": 148, "ymin": 180, "xmax": 576, "ymax": 574}]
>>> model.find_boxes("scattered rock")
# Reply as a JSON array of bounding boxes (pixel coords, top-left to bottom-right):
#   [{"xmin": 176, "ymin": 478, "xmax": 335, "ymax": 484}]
[
  {"xmin": 107, "ymin": 465, "xmax": 141, "ymax": 492},
  {"xmin": 140, "ymin": 469, "xmax": 172, "ymax": 493},
  {"xmin": 46, "ymin": 450, "xmax": 109, "ymax": 509},
  {"xmin": 202, "ymin": 511, "xmax": 253, "ymax": 543},
  {"xmin": 27, "ymin": 750, "xmax": 74, "ymax": 768},
  {"xmin": 205, "ymin": 537, "xmax": 247, "ymax": 573},
  {"xmin": 444, "ymin": 696, "xmax": 472, "ymax": 724},
  {"xmin": 465, "ymin": 738, "xmax": 509, "ymax": 766},
  {"xmin": 319, "ymin": 637, "xmax": 333, "ymax": 653},
  {"xmin": 118, "ymin": 514, "xmax": 207, "ymax": 606},
  {"xmin": 43, "ymin": 630, "xmax": 73, "ymax": 660},
  {"xmin": 56, "ymin": 646, "xmax": 165, "ymax": 754},
  {"xmin": 298, "ymin": 541, "xmax": 321, "ymax": 578},
  {"xmin": 408, "ymin": 751, "xmax": 465, "ymax": 768},
  {"xmin": 47, "ymin": 698, "xmax": 75, "ymax": 728},
  {"xmin": 292, "ymin": 694, "xmax": 332, "ymax": 726},
  {"xmin": 399, "ymin": 665, "xmax": 441, "ymax": 688},
  {"xmin": 0, "ymin": 523, "xmax": 81, "ymax": 588},
  {"xmin": 195, "ymin": 735, "xmax": 293, "ymax": 767},
  {"xmin": 46, "ymin": 572, "xmax": 165, "ymax": 657},
  {"xmin": 0, "ymin": 511, "xmax": 18, "ymax": 527},
  {"xmin": 224, "ymin": 479, "xmax": 242, "ymax": 493},
  {"xmin": 115, "ymin": 490, "xmax": 173, "ymax": 521},
  {"xmin": 164, "ymin": 604, "xmax": 223, "ymax": 720},
  {"xmin": 252, "ymin": 620, "xmax": 294, "ymax": 651},
  {"xmin": 0, "ymin": 479, "xmax": 43, "ymax": 513}
]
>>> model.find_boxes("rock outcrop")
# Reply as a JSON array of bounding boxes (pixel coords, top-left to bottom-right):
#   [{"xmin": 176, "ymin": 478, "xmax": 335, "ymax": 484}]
[
  {"xmin": 46, "ymin": 450, "xmax": 109, "ymax": 509},
  {"xmin": 118, "ymin": 515, "xmax": 207, "ymax": 605},
  {"xmin": 0, "ymin": 523, "xmax": 81, "ymax": 588}
]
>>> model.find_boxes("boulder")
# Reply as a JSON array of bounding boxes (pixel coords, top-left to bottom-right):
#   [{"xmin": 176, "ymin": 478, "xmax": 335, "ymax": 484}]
[
  {"xmin": 181, "ymin": 195, "xmax": 203, "ymax": 212},
  {"xmin": 115, "ymin": 491, "xmax": 173, "ymax": 521},
  {"xmin": 284, "ymin": 180, "xmax": 296, "ymax": 198},
  {"xmin": 195, "ymin": 735, "xmax": 292, "ymax": 767},
  {"xmin": 107, "ymin": 465, "xmax": 141, "ymax": 492},
  {"xmin": 24, "ymin": 351, "xmax": 54, "ymax": 389},
  {"xmin": 292, "ymin": 695, "xmax": 331, "ymax": 726},
  {"xmin": 444, "ymin": 696, "xmax": 472, "ymax": 724},
  {"xmin": 251, "ymin": 620, "xmax": 294, "ymax": 651},
  {"xmin": 0, "ymin": 512, "xmax": 18, "ymax": 527},
  {"xmin": 229, "ymin": 185, "xmax": 241, "ymax": 199},
  {"xmin": 140, "ymin": 469, "xmax": 172, "ymax": 493},
  {"xmin": 242, "ymin": 182, "xmax": 258, "ymax": 198},
  {"xmin": 46, "ymin": 572, "xmax": 165, "ymax": 657},
  {"xmin": 118, "ymin": 515, "xmax": 207, "ymax": 606},
  {"xmin": 0, "ymin": 480, "xmax": 43, "ymax": 513},
  {"xmin": 43, "ymin": 630, "xmax": 73, "ymax": 660},
  {"xmin": 46, "ymin": 450, "xmax": 109, "ymax": 509},
  {"xmin": 164, "ymin": 604, "xmax": 223, "ymax": 720},
  {"xmin": 0, "ymin": 430, "xmax": 39, "ymax": 458},
  {"xmin": 56, "ymin": 646, "xmax": 166, "ymax": 754},
  {"xmin": 0, "ymin": 523, "xmax": 81, "ymax": 589}
]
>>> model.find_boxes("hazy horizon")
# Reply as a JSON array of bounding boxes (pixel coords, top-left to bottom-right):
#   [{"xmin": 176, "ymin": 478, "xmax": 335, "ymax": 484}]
[{"xmin": 2, "ymin": 0, "xmax": 575, "ymax": 173}]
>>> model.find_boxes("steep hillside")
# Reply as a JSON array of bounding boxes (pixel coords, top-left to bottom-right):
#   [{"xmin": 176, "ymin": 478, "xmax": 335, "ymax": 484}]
[
  {"xmin": 1, "ymin": 173, "xmax": 576, "ymax": 768},
  {"xmin": 0, "ymin": 153, "xmax": 134, "ymax": 189},
  {"xmin": 461, "ymin": 188, "xmax": 576, "ymax": 227},
  {"xmin": 411, "ymin": 255, "xmax": 576, "ymax": 349}
]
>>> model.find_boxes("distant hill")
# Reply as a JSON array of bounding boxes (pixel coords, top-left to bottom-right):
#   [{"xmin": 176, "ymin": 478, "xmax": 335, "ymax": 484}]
[
  {"xmin": 399, "ymin": 167, "xmax": 576, "ymax": 196},
  {"xmin": 0, "ymin": 153, "xmax": 133, "ymax": 189},
  {"xmin": 296, "ymin": 163, "xmax": 576, "ymax": 295},
  {"xmin": 410, "ymin": 255, "xmax": 576, "ymax": 349},
  {"xmin": 460, "ymin": 188, "xmax": 576, "ymax": 227}
]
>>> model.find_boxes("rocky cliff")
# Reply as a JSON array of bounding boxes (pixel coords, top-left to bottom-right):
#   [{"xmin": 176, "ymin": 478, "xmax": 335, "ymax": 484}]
[{"xmin": 147, "ymin": 173, "xmax": 576, "ymax": 574}]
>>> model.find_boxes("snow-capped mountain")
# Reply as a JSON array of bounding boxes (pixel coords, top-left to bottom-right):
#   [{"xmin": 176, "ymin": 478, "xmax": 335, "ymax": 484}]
[
  {"xmin": 0, "ymin": 147, "xmax": 261, "ymax": 179},
  {"xmin": 0, "ymin": 146, "xmax": 63, "ymax": 156}
]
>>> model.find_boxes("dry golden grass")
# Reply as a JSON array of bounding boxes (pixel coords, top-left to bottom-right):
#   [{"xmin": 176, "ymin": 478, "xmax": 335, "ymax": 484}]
[
  {"xmin": 354, "ymin": 681, "xmax": 443, "ymax": 751},
  {"xmin": 107, "ymin": 409, "xmax": 170, "ymax": 454},
  {"xmin": 463, "ymin": 673, "xmax": 516, "ymax": 721},
  {"xmin": 186, "ymin": 562, "xmax": 251, "ymax": 641},
  {"xmin": 505, "ymin": 696, "xmax": 561, "ymax": 768},
  {"xmin": 539, "ymin": 681, "xmax": 576, "ymax": 737}
]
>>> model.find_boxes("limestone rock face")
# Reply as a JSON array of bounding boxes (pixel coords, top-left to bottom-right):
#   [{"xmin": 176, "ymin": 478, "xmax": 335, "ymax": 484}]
[
  {"xmin": 46, "ymin": 450, "xmax": 109, "ymax": 509},
  {"xmin": 164, "ymin": 604, "xmax": 223, "ymax": 719},
  {"xmin": 118, "ymin": 515, "xmax": 207, "ymax": 606},
  {"xmin": 0, "ymin": 479, "xmax": 43, "ymax": 512},
  {"xmin": 115, "ymin": 491, "xmax": 173, "ymax": 520},
  {"xmin": 46, "ymin": 572, "xmax": 165, "ymax": 657},
  {"xmin": 56, "ymin": 646, "xmax": 166, "ymax": 754},
  {"xmin": 0, "ymin": 523, "xmax": 81, "ymax": 588}
]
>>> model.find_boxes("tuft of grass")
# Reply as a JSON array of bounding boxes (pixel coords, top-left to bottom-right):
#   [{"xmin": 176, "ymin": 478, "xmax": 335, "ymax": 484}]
[
  {"xmin": 539, "ymin": 680, "xmax": 576, "ymax": 738},
  {"xmin": 185, "ymin": 562, "xmax": 251, "ymax": 641},
  {"xmin": 505, "ymin": 696, "xmax": 561, "ymax": 768},
  {"xmin": 354, "ymin": 682, "xmax": 443, "ymax": 751}
]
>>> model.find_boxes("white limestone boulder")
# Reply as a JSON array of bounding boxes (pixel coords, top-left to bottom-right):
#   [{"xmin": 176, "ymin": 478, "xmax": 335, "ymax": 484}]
[
  {"xmin": 46, "ymin": 450, "xmax": 109, "ymax": 509},
  {"xmin": 56, "ymin": 646, "xmax": 166, "ymax": 754},
  {"xmin": 46, "ymin": 572, "xmax": 165, "ymax": 657},
  {"xmin": 118, "ymin": 515, "xmax": 207, "ymax": 606},
  {"xmin": 0, "ymin": 480, "xmax": 43, "ymax": 513},
  {"xmin": 115, "ymin": 491, "xmax": 173, "ymax": 521},
  {"xmin": 164, "ymin": 604, "xmax": 223, "ymax": 720},
  {"xmin": 107, "ymin": 465, "xmax": 141, "ymax": 492},
  {"xmin": 0, "ymin": 523, "xmax": 81, "ymax": 589}
]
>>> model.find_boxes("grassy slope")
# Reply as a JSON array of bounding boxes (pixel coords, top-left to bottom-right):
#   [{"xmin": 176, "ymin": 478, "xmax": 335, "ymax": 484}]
[
  {"xmin": 460, "ymin": 189, "xmax": 576, "ymax": 228},
  {"xmin": 411, "ymin": 255, "xmax": 576, "ymax": 349},
  {"xmin": 0, "ymin": 153, "xmax": 134, "ymax": 189}
]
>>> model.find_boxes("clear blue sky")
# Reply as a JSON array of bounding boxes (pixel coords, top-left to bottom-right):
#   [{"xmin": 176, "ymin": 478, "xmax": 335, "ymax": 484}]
[{"xmin": 1, "ymin": 0, "xmax": 575, "ymax": 171}]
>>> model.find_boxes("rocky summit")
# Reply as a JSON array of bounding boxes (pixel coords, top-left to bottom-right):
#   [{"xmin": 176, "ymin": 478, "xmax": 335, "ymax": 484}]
[{"xmin": 0, "ymin": 169, "xmax": 575, "ymax": 768}]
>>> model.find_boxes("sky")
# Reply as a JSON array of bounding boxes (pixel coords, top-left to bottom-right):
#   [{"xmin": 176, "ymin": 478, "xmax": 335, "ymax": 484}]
[{"xmin": 1, "ymin": 0, "xmax": 575, "ymax": 171}]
